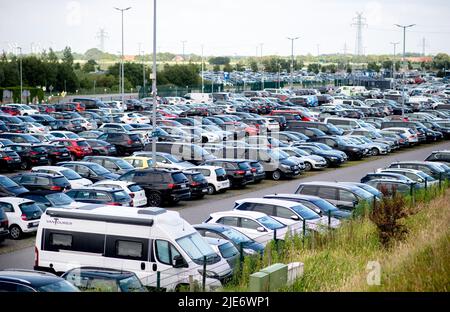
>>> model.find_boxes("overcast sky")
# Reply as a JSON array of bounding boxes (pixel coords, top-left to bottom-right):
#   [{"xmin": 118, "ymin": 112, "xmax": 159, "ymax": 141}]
[{"xmin": 1, "ymin": 0, "xmax": 449, "ymax": 57}]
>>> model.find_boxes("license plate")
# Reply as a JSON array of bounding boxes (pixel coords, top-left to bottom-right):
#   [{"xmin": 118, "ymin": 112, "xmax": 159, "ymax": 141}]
[
  {"xmin": 294, "ymin": 170, "xmax": 300, "ymax": 174},
  {"xmin": 181, "ymin": 184, "xmax": 187, "ymax": 188},
  {"xmin": 62, "ymin": 153, "xmax": 69, "ymax": 156},
  {"xmin": 40, "ymin": 156, "xmax": 46, "ymax": 160},
  {"xmin": 202, "ymin": 189, "xmax": 208, "ymax": 193},
  {"xmin": 31, "ymin": 222, "xmax": 39, "ymax": 227}
]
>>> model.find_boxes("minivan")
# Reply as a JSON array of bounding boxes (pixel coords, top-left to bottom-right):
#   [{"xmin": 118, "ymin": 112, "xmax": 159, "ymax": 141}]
[{"xmin": 35, "ymin": 206, "xmax": 230, "ymax": 290}]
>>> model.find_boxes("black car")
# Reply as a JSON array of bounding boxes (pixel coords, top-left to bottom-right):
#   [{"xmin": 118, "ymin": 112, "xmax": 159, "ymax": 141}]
[
  {"xmin": 193, "ymin": 223, "xmax": 265, "ymax": 256},
  {"xmin": 78, "ymin": 130, "xmax": 104, "ymax": 140},
  {"xmin": 62, "ymin": 267, "xmax": 146, "ymax": 292},
  {"xmin": 41, "ymin": 144, "xmax": 72, "ymax": 165},
  {"xmin": 85, "ymin": 139, "xmax": 117, "ymax": 156},
  {"xmin": 0, "ymin": 133, "xmax": 42, "ymax": 144},
  {"xmin": 0, "ymin": 116, "xmax": 27, "ymax": 133},
  {"xmin": 202, "ymin": 159, "xmax": 255, "ymax": 188},
  {"xmin": 58, "ymin": 161, "xmax": 120, "ymax": 183},
  {"xmin": 0, "ymin": 148, "xmax": 22, "ymax": 171},
  {"xmin": 248, "ymin": 160, "xmax": 265, "ymax": 183},
  {"xmin": 18, "ymin": 191, "xmax": 77, "ymax": 212},
  {"xmin": 97, "ymin": 132, "xmax": 144, "ymax": 156},
  {"xmin": 0, "ymin": 270, "xmax": 79, "ymax": 292},
  {"xmin": 0, "ymin": 175, "xmax": 29, "ymax": 197},
  {"xmin": 268, "ymin": 115, "xmax": 288, "ymax": 131},
  {"xmin": 425, "ymin": 151, "xmax": 450, "ymax": 164},
  {"xmin": 311, "ymin": 136, "xmax": 364, "ymax": 160},
  {"xmin": 66, "ymin": 187, "xmax": 132, "ymax": 206},
  {"xmin": 11, "ymin": 172, "xmax": 71, "ymax": 192},
  {"xmin": 6, "ymin": 144, "xmax": 49, "ymax": 170},
  {"xmin": 0, "ymin": 207, "xmax": 8, "ymax": 243},
  {"xmin": 30, "ymin": 114, "xmax": 59, "ymax": 129},
  {"xmin": 118, "ymin": 169, "xmax": 191, "ymax": 206},
  {"xmin": 289, "ymin": 127, "xmax": 326, "ymax": 140},
  {"xmin": 182, "ymin": 170, "xmax": 209, "ymax": 199}
]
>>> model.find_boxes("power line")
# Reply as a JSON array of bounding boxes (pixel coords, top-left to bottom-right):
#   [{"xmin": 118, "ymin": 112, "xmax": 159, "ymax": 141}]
[{"xmin": 96, "ymin": 28, "xmax": 108, "ymax": 52}]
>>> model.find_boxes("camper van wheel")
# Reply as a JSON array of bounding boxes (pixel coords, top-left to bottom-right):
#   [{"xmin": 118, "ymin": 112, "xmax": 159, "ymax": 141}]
[
  {"xmin": 147, "ymin": 192, "xmax": 162, "ymax": 207},
  {"xmin": 272, "ymin": 170, "xmax": 282, "ymax": 181},
  {"xmin": 207, "ymin": 184, "xmax": 216, "ymax": 195}
]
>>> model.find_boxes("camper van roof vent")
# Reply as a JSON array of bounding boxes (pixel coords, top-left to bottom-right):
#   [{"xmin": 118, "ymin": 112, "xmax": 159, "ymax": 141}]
[{"xmin": 138, "ymin": 207, "xmax": 167, "ymax": 216}]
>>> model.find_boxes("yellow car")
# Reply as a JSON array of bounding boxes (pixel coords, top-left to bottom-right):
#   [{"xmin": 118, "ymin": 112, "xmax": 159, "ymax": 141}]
[{"xmin": 123, "ymin": 156, "xmax": 153, "ymax": 169}]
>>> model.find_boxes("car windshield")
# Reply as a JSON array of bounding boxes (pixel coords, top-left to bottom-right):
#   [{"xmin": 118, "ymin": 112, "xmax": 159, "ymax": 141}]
[
  {"xmin": 90, "ymin": 164, "xmax": 110, "ymax": 175},
  {"xmin": 54, "ymin": 177, "xmax": 69, "ymax": 186},
  {"xmin": 291, "ymin": 148, "xmax": 309, "ymax": 156},
  {"xmin": 118, "ymin": 275, "xmax": 146, "ymax": 292},
  {"xmin": 220, "ymin": 227, "xmax": 252, "ymax": 244},
  {"xmin": 268, "ymin": 149, "xmax": 288, "ymax": 160},
  {"xmin": 310, "ymin": 198, "xmax": 339, "ymax": 213},
  {"xmin": 115, "ymin": 159, "xmax": 134, "ymax": 170},
  {"xmin": 59, "ymin": 169, "xmax": 83, "ymax": 180},
  {"xmin": 176, "ymin": 232, "xmax": 218, "ymax": 262},
  {"xmin": 163, "ymin": 154, "xmax": 183, "ymax": 163},
  {"xmin": 256, "ymin": 216, "xmax": 285, "ymax": 230},
  {"xmin": 350, "ymin": 187, "xmax": 373, "ymax": 199},
  {"xmin": 0, "ymin": 176, "xmax": 20, "ymax": 188},
  {"xmin": 219, "ymin": 242, "xmax": 239, "ymax": 258},
  {"xmin": 38, "ymin": 280, "xmax": 80, "ymax": 292},
  {"xmin": 291, "ymin": 205, "xmax": 320, "ymax": 220},
  {"xmin": 46, "ymin": 193, "xmax": 74, "ymax": 206},
  {"xmin": 66, "ymin": 133, "xmax": 79, "ymax": 139},
  {"xmin": 113, "ymin": 190, "xmax": 131, "ymax": 202},
  {"xmin": 315, "ymin": 143, "xmax": 332, "ymax": 150},
  {"xmin": 172, "ymin": 172, "xmax": 188, "ymax": 183}
]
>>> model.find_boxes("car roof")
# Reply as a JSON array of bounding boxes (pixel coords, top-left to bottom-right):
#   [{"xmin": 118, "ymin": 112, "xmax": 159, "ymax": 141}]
[
  {"xmin": 210, "ymin": 210, "xmax": 269, "ymax": 219},
  {"xmin": 0, "ymin": 197, "xmax": 34, "ymax": 204},
  {"xmin": 368, "ymin": 179, "xmax": 413, "ymax": 185},
  {"xmin": 264, "ymin": 193, "xmax": 323, "ymax": 201},
  {"xmin": 63, "ymin": 267, "xmax": 135, "ymax": 279},
  {"xmin": 14, "ymin": 172, "xmax": 61, "ymax": 178},
  {"xmin": 0, "ymin": 269, "xmax": 62, "ymax": 287},
  {"xmin": 204, "ymin": 237, "xmax": 230, "ymax": 246},
  {"xmin": 297, "ymin": 181, "xmax": 355, "ymax": 189},
  {"xmin": 235, "ymin": 197, "xmax": 302, "ymax": 208},
  {"xmin": 69, "ymin": 186, "xmax": 120, "ymax": 192}
]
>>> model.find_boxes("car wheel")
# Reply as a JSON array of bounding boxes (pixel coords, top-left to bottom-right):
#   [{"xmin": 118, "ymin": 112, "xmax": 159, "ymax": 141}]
[
  {"xmin": 272, "ymin": 170, "xmax": 282, "ymax": 181},
  {"xmin": 19, "ymin": 162, "xmax": 27, "ymax": 170},
  {"xmin": 207, "ymin": 184, "xmax": 216, "ymax": 195},
  {"xmin": 9, "ymin": 225, "xmax": 22, "ymax": 240},
  {"xmin": 371, "ymin": 148, "xmax": 379, "ymax": 156},
  {"xmin": 304, "ymin": 162, "xmax": 313, "ymax": 171},
  {"xmin": 147, "ymin": 192, "xmax": 162, "ymax": 207}
]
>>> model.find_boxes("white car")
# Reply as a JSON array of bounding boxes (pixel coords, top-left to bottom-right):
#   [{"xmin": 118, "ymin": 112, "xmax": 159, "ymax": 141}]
[
  {"xmin": 233, "ymin": 198, "xmax": 340, "ymax": 233},
  {"xmin": 181, "ymin": 126, "xmax": 222, "ymax": 143},
  {"xmin": 5, "ymin": 104, "xmax": 39, "ymax": 116},
  {"xmin": 204, "ymin": 210, "xmax": 291, "ymax": 245},
  {"xmin": 279, "ymin": 147, "xmax": 328, "ymax": 171},
  {"xmin": 49, "ymin": 131, "xmax": 80, "ymax": 140},
  {"xmin": 73, "ymin": 118, "xmax": 97, "ymax": 131},
  {"xmin": 0, "ymin": 197, "xmax": 42, "ymax": 239},
  {"xmin": 31, "ymin": 166, "xmax": 93, "ymax": 188},
  {"xmin": 93, "ymin": 180, "xmax": 147, "ymax": 207},
  {"xmin": 185, "ymin": 165, "xmax": 230, "ymax": 195},
  {"xmin": 112, "ymin": 112, "xmax": 150, "ymax": 124},
  {"xmin": 105, "ymin": 100, "xmax": 126, "ymax": 111},
  {"xmin": 383, "ymin": 127, "xmax": 419, "ymax": 145},
  {"xmin": 24, "ymin": 122, "xmax": 48, "ymax": 134},
  {"xmin": 30, "ymin": 133, "xmax": 58, "ymax": 143}
]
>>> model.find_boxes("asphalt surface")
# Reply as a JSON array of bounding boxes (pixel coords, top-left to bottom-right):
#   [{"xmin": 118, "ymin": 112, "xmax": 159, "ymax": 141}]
[{"xmin": 0, "ymin": 140, "xmax": 449, "ymax": 270}]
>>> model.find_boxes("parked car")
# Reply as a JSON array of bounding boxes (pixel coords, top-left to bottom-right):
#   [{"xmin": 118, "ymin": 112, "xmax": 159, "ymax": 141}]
[
  {"xmin": 0, "ymin": 175, "xmax": 29, "ymax": 197},
  {"xmin": 365, "ymin": 179, "xmax": 419, "ymax": 196},
  {"xmin": 97, "ymin": 132, "xmax": 144, "ymax": 156},
  {"xmin": 132, "ymin": 151, "xmax": 194, "ymax": 170},
  {"xmin": 52, "ymin": 139, "xmax": 93, "ymax": 160},
  {"xmin": 0, "ymin": 207, "xmax": 9, "ymax": 243},
  {"xmin": 117, "ymin": 169, "xmax": 191, "ymax": 206},
  {"xmin": 58, "ymin": 161, "xmax": 120, "ymax": 183},
  {"xmin": 10, "ymin": 172, "xmax": 71, "ymax": 192},
  {"xmin": 311, "ymin": 136, "xmax": 365, "ymax": 160},
  {"xmin": 0, "ymin": 270, "xmax": 80, "ymax": 292},
  {"xmin": 31, "ymin": 166, "xmax": 93, "ymax": 189},
  {"xmin": 205, "ymin": 237, "xmax": 240, "ymax": 272},
  {"xmin": 82, "ymin": 156, "xmax": 135, "ymax": 175},
  {"xmin": 425, "ymin": 150, "xmax": 450, "ymax": 164},
  {"xmin": 85, "ymin": 139, "xmax": 117, "ymax": 156},
  {"xmin": 0, "ymin": 148, "xmax": 22, "ymax": 171},
  {"xmin": 202, "ymin": 159, "xmax": 255, "ymax": 188},
  {"xmin": 61, "ymin": 267, "xmax": 146, "ymax": 292},
  {"xmin": 93, "ymin": 180, "xmax": 147, "ymax": 207},
  {"xmin": 360, "ymin": 172, "xmax": 415, "ymax": 184},
  {"xmin": 6, "ymin": 144, "xmax": 48, "ymax": 170},
  {"xmin": 66, "ymin": 187, "xmax": 133, "ymax": 206},
  {"xmin": 388, "ymin": 161, "xmax": 450, "ymax": 180},
  {"xmin": 0, "ymin": 197, "xmax": 42, "ymax": 239},
  {"xmin": 182, "ymin": 170, "xmax": 209, "ymax": 199},
  {"xmin": 18, "ymin": 191, "xmax": 87, "ymax": 211},
  {"xmin": 184, "ymin": 166, "xmax": 230, "ymax": 195}
]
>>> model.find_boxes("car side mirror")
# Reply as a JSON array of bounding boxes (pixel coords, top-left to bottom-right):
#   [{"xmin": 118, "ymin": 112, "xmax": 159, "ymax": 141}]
[
  {"xmin": 172, "ymin": 255, "xmax": 188, "ymax": 268},
  {"xmin": 290, "ymin": 215, "xmax": 300, "ymax": 221},
  {"xmin": 256, "ymin": 226, "xmax": 266, "ymax": 232}
]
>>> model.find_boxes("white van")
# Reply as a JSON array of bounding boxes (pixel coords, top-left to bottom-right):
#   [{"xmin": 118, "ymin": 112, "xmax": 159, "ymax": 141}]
[
  {"xmin": 34, "ymin": 206, "xmax": 231, "ymax": 291},
  {"xmin": 184, "ymin": 93, "xmax": 212, "ymax": 104},
  {"xmin": 335, "ymin": 86, "xmax": 367, "ymax": 96}
]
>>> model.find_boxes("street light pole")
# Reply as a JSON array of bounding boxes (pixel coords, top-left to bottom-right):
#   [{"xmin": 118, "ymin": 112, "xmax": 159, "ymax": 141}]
[
  {"xmin": 115, "ymin": 6, "xmax": 131, "ymax": 107},
  {"xmin": 201, "ymin": 44, "xmax": 204, "ymax": 93},
  {"xmin": 260, "ymin": 43, "xmax": 264, "ymax": 90},
  {"xmin": 395, "ymin": 24, "xmax": 415, "ymax": 117},
  {"xmin": 18, "ymin": 47, "xmax": 23, "ymax": 104},
  {"xmin": 287, "ymin": 37, "xmax": 300, "ymax": 90},
  {"xmin": 151, "ymin": 0, "xmax": 157, "ymax": 168},
  {"xmin": 182, "ymin": 40, "xmax": 187, "ymax": 62},
  {"xmin": 390, "ymin": 41, "xmax": 399, "ymax": 85}
]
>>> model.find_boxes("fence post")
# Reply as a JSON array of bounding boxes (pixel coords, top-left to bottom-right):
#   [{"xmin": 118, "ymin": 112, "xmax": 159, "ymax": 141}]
[
  {"xmin": 302, "ymin": 219, "xmax": 306, "ymax": 247},
  {"xmin": 439, "ymin": 172, "xmax": 442, "ymax": 189},
  {"xmin": 425, "ymin": 178, "xmax": 428, "ymax": 191},
  {"xmin": 156, "ymin": 271, "xmax": 161, "ymax": 291},
  {"xmin": 202, "ymin": 255, "xmax": 207, "ymax": 292},
  {"xmin": 410, "ymin": 184, "xmax": 415, "ymax": 206},
  {"xmin": 239, "ymin": 242, "xmax": 244, "ymax": 272},
  {"xmin": 328, "ymin": 210, "xmax": 331, "ymax": 229}
]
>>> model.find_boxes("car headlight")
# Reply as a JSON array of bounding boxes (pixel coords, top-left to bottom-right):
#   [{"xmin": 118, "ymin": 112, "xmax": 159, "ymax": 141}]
[
  {"xmin": 281, "ymin": 164, "xmax": 291, "ymax": 169},
  {"xmin": 198, "ymin": 269, "xmax": 219, "ymax": 279}
]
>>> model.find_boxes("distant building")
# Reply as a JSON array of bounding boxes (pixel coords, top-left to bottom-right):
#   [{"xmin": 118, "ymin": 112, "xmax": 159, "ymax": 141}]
[
  {"xmin": 405, "ymin": 56, "xmax": 432, "ymax": 63},
  {"xmin": 172, "ymin": 55, "xmax": 185, "ymax": 62},
  {"xmin": 123, "ymin": 55, "xmax": 136, "ymax": 61}
]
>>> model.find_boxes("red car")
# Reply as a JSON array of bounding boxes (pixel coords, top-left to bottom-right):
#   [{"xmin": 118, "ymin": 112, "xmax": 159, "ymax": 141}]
[
  {"xmin": 270, "ymin": 109, "xmax": 317, "ymax": 122},
  {"xmin": 51, "ymin": 139, "xmax": 93, "ymax": 160},
  {"xmin": 0, "ymin": 106, "xmax": 21, "ymax": 116}
]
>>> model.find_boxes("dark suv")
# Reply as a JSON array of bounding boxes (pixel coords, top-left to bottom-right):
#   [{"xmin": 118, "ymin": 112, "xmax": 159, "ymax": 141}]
[
  {"xmin": 311, "ymin": 136, "xmax": 364, "ymax": 160},
  {"xmin": 10, "ymin": 172, "xmax": 71, "ymax": 192},
  {"xmin": 0, "ymin": 270, "xmax": 79, "ymax": 292},
  {"xmin": 0, "ymin": 148, "xmax": 22, "ymax": 171},
  {"xmin": 6, "ymin": 144, "xmax": 48, "ymax": 170},
  {"xmin": 0, "ymin": 175, "xmax": 29, "ymax": 197},
  {"xmin": 202, "ymin": 159, "xmax": 255, "ymax": 188},
  {"xmin": 97, "ymin": 132, "xmax": 144, "ymax": 155},
  {"xmin": 182, "ymin": 170, "xmax": 209, "ymax": 199},
  {"xmin": 118, "ymin": 169, "xmax": 191, "ymax": 206}
]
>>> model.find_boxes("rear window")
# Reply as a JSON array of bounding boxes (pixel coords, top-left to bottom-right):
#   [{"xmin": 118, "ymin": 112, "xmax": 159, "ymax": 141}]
[
  {"xmin": 53, "ymin": 177, "xmax": 69, "ymax": 186},
  {"xmin": 218, "ymin": 242, "xmax": 239, "ymax": 258},
  {"xmin": 215, "ymin": 168, "xmax": 226, "ymax": 176},
  {"xmin": 192, "ymin": 173, "xmax": 205, "ymax": 182},
  {"xmin": 128, "ymin": 184, "xmax": 142, "ymax": 192},
  {"xmin": 60, "ymin": 169, "xmax": 82, "ymax": 180},
  {"xmin": 113, "ymin": 191, "xmax": 131, "ymax": 202},
  {"xmin": 31, "ymin": 146, "xmax": 46, "ymax": 153},
  {"xmin": 129, "ymin": 134, "xmax": 141, "ymax": 141},
  {"xmin": 19, "ymin": 202, "xmax": 42, "ymax": 217},
  {"xmin": 77, "ymin": 141, "xmax": 89, "ymax": 147},
  {"xmin": 172, "ymin": 172, "xmax": 188, "ymax": 183},
  {"xmin": 237, "ymin": 162, "xmax": 251, "ymax": 170}
]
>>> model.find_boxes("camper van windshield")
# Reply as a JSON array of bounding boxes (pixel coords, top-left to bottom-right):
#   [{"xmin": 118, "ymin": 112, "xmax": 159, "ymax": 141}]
[{"xmin": 176, "ymin": 232, "xmax": 220, "ymax": 264}]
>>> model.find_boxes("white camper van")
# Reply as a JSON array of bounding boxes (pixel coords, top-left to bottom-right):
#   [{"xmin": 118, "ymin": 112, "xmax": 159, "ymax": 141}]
[
  {"xmin": 184, "ymin": 93, "xmax": 212, "ymax": 103},
  {"xmin": 34, "ymin": 206, "xmax": 231, "ymax": 291}
]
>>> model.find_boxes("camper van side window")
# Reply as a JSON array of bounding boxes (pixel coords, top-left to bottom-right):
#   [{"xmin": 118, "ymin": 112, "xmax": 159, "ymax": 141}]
[
  {"xmin": 116, "ymin": 240, "xmax": 143, "ymax": 259},
  {"xmin": 50, "ymin": 233, "xmax": 72, "ymax": 248},
  {"xmin": 155, "ymin": 240, "xmax": 170, "ymax": 265}
]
